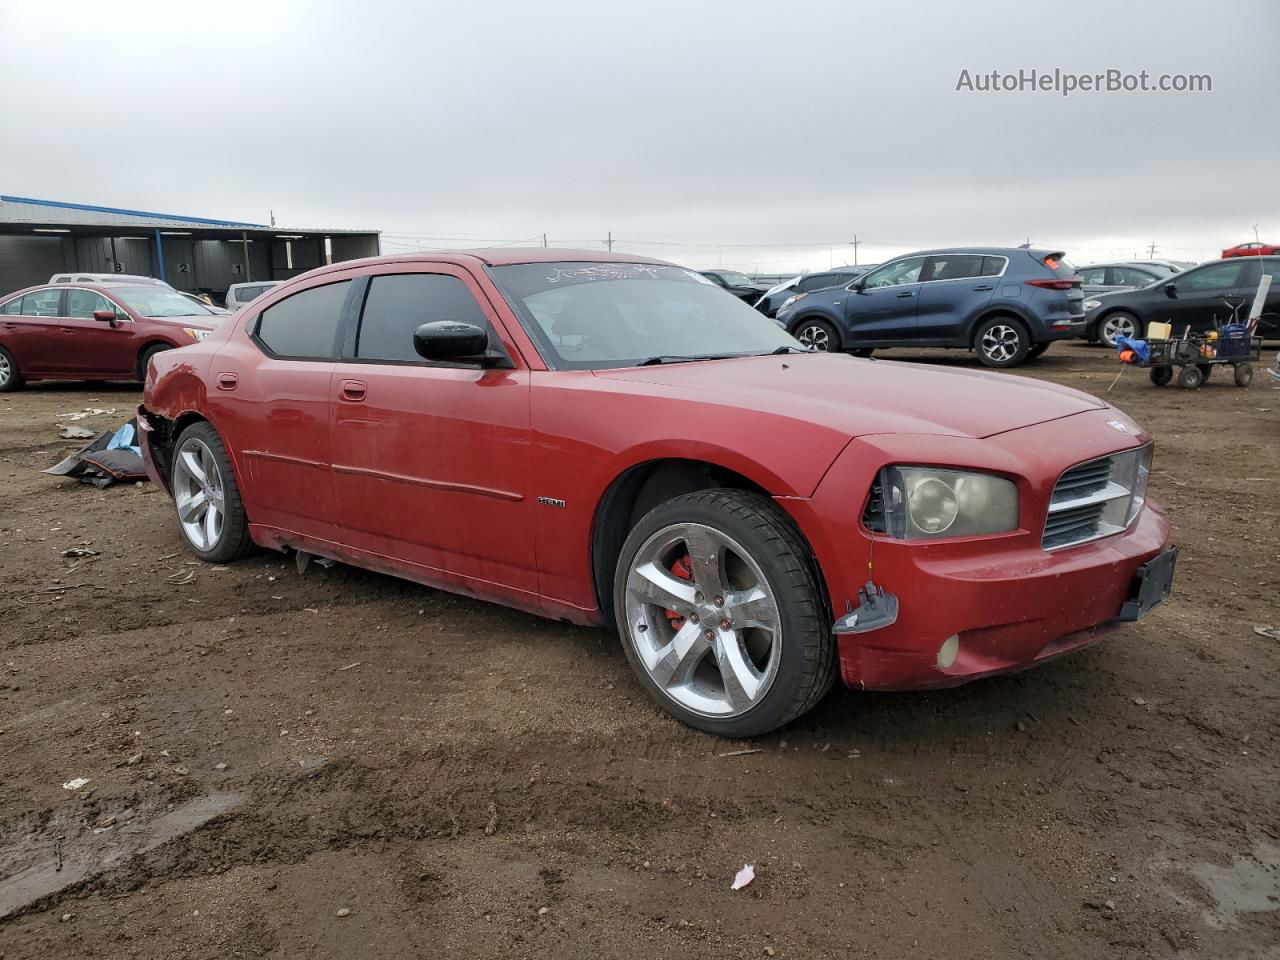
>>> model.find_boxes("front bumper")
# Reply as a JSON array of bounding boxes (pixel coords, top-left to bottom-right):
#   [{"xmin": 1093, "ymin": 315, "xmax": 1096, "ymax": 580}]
[
  {"xmin": 779, "ymin": 412, "xmax": 1170, "ymax": 691},
  {"xmin": 832, "ymin": 506, "xmax": 1167, "ymax": 690}
]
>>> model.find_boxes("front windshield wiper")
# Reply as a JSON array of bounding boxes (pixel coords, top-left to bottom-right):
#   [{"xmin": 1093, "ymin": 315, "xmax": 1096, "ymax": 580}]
[
  {"xmin": 636, "ymin": 354, "xmax": 726, "ymax": 366},
  {"xmin": 768, "ymin": 345, "xmax": 807, "ymax": 355}
]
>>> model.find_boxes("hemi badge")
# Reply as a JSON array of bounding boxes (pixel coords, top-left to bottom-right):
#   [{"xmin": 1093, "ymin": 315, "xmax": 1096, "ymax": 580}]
[{"xmin": 537, "ymin": 496, "xmax": 567, "ymax": 509}]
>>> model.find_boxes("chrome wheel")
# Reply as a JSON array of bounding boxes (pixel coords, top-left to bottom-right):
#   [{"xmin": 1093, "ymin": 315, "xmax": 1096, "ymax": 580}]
[
  {"xmin": 1100, "ymin": 314, "xmax": 1137, "ymax": 347},
  {"xmin": 795, "ymin": 322, "xmax": 831, "ymax": 352},
  {"xmin": 980, "ymin": 323, "xmax": 1021, "ymax": 363},
  {"xmin": 623, "ymin": 523, "xmax": 781, "ymax": 718},
  {"xmin": 173, "ymin": 438, "xmax": 226, "ymax": 552},
  {"xmin": 0, "ymin": 353, "xmax": 10, "ymax": 387}
]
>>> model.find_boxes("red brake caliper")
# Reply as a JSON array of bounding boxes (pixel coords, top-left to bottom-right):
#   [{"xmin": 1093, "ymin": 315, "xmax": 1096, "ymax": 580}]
[{"xmin": 664, "ymin": 553, "xmax": 693, "ymax": 630}]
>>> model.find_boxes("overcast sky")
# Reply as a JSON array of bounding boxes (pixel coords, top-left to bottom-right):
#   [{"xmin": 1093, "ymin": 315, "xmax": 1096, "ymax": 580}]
[{"xmin": 2, "ymin": 0, "xmax": 1277, "ymax": 273}]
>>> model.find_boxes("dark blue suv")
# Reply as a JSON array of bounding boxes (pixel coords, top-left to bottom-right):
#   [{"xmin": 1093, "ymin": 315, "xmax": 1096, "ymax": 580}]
[{"xmin": 774, "ymin": 247, "xmax": 1085, "ymax": 367}]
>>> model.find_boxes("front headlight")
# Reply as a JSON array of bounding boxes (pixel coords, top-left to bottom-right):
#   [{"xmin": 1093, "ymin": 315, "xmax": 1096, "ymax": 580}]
[
  {"xmin": 864, "ymin": 467, "xmax": 1019, "ymax": 540},
  {"xmin": 1083, "ymin": 299, "xmax": 1102, "ymax": 311},
  {"xmin": 779, "ymin": 293, "xmax": 807, "ymax": 311},
  {"xmin": 183, "ymin": 327, "xmax": 211, "ymax": 342}
]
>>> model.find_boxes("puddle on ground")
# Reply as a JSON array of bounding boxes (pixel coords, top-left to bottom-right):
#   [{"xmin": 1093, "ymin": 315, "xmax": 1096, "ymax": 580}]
[
  {"xmin": 0, "ymin": 791, "xmax": 244, "ymax": 919},
  {"xmin": 1189, "ymin": 840, "xmax": 1280, "ymax": 929}
]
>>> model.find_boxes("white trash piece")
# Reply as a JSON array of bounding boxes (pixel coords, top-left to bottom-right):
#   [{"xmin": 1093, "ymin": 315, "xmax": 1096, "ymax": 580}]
[
  {"xmin": 62, "ymin": 778, "xmax": 90, "ymax": 790},
  {"xmin": 731, "ymin": 863, "xmax": 755, "ymax": 891}
]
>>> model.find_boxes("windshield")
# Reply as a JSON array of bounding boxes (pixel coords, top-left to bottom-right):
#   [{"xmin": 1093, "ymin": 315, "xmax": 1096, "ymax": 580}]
[
  {"xmin": 111, "ymin": 285, "xmax": 216, "ymax": 318},
  {"xmin": 489, "ymin": 262, "xmax": 800, "ymax": 370},
  {"xmin": 715, "ymin": 271, "xmax": 753, "ymax": 287}
]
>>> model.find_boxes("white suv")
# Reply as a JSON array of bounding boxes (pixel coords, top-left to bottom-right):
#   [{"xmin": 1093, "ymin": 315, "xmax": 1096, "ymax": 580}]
[{"xmin": 224, "ymin": 281, "xmax": 281, "ymax": 312}]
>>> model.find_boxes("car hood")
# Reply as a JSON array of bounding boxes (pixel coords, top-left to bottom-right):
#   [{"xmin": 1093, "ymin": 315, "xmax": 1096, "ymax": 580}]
[{"xmin": 594, "ymin": 353, "xmax": 1107, "ymax": 440}]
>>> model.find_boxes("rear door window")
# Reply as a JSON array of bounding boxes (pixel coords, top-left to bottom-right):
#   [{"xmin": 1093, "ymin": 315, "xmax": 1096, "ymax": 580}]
[
  {"xmin": 1078, "ymin": 267, "xmax": 1108, "ymax": 286},
  {"xmin": 254, "ymin": 281, "xmax": 351, "ymax": 359},
  {"xmin": 20, "ymin": 289, "xmax": 63, "ymax": 316},
  {"xmin": 979, "ymin": 256, "xmax": 1007, "ymax": 277},
  {"xmin": 921, "ymin": 254, "xmax": 986, "ymax": 283},
  {"xmin": 355, "ymin": 273, "xmax": 493, "ymax": 363},
  {"xmin": 1112, "ymin": 267, "xmax": 1157, "ymax": 287}
]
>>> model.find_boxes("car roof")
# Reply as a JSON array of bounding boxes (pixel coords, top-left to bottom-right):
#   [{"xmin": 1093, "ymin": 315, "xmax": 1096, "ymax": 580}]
[
  {"xmin": 288, "ymin": 248, "xmax": 676, "ymax": 285},
  {"xmin": 896, "ymin": 246, "xmax": 1057, "ymax": 258}
]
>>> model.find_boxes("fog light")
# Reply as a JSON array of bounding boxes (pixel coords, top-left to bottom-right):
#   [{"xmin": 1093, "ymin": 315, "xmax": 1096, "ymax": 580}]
[{"xmin": 937, "ymin": 634, "xmax": 960, "ymax": 669}]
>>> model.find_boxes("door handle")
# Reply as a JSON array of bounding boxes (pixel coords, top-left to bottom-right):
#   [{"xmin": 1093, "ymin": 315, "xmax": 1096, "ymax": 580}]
[
  {"xmin": 62, "ymin": 327, "xmax": 76, "ymax": 334},
  {"xmin": 972, "ymin": 284, "xmax": 994, "ymax": 291},
  {"xmin": 896, "ymin": 291, "xmax": 914, "ymax": 298},
  {"xmin": 216, "ymin": 372, "xmax": 239, "ymax": 391},
  {"xmin": 339, "ymin": 379, "xmax": 367, "ymax": 402}
]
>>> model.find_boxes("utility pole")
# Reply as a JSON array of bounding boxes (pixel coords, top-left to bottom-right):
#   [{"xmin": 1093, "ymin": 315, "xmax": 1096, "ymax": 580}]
[
  {"xmin": 542, "ymin": 233, "xmax": 547, "ymax": 249},
  {"xmin": 849, "ymin": 235, "xmax": 860, "ymax": 266},
  {"xmin": 1147, "ymin": 241, "xmax": 1158, "ymax": 258},
  {"xmin": 606, "ymin": 231, "xmax": 613, "ymax": 252},
  {"xmin": 270, "ymin": 209, "xmax": 276, "ymax": 227}
]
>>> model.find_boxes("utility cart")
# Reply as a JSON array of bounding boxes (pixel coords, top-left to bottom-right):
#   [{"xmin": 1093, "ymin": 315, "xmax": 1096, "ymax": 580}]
[{"xmin": 1123, "ymin": 325, "xmax": 1262, "ymax": 389}]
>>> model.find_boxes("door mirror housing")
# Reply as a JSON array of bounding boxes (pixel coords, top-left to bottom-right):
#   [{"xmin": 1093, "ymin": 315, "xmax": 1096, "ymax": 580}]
[
  {"xmin": 850, "ymin": 277, "xmax": 867, "ymax": 292},
  {"xmin": 92, "ymin": 309, "xmax": 119, "ymax": 325},
  {"xmin": 413, "ymin": 321, "xmax": 500, "ymax": 365},
  {"xmin": 1163, "ymin": 282, "xmax": 1178, "ymax": 299}
]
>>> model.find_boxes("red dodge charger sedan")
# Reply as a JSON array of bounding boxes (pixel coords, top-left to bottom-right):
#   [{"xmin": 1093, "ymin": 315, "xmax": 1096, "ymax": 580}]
[
  {"xmin": 0, "ymin": 282, "xmax": 224, "ymax": 390},
  {"xmin": 138, "ymin": 250, "xmax": 1175, "ymax": 736}
]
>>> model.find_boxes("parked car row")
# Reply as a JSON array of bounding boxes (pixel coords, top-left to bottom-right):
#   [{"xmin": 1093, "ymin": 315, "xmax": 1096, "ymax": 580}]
[{"xmin": 754, "ymin": 265, "xmax": 878, "ymax": 318}]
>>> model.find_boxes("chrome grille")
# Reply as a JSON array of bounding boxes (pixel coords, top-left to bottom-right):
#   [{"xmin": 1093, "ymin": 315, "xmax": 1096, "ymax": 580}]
[{"xmin": 1043, "ymin": 446, "xmax": 1151, "ymax": 551}]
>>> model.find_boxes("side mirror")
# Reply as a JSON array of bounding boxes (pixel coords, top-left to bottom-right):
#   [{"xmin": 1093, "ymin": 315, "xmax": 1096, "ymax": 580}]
[
  {"xmin": 1163, "ymin": 283, "xmax": 1178, "ymax": 299},
  {"xmin": 413, "ymin": 321, "xmax": 495, "ymax": 364},
  {"xmin": 92, "ymin": 309, "xmax": 118, "ymax": 325},
  {"xmin": 850, "ymin": 278, "xmax": 866, "ymax": 292}
]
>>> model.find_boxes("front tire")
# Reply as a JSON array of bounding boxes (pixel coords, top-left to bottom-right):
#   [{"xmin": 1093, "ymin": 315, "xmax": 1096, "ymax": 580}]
[
  {"xmin": 1026, "ymin": 342, "xmax": 1051, "ymax": 360},
  {"xmin": 1098, "ymin": 311, "xmax": 1140, "ymax": 349},
  {"xmin": 171, "ymin": 422, "xmax": 252, "ymax": 563},
  {"xmin": 137, "ymin": 343, "xmax": 172, "ymax": 381},
  {"xmin": 792, "ymin": 318, "xmax": 839, "ymax": 353},
  {"xmin": 614, "ymin": 489, "xmax": 834, "ymax": 737},
  {"xmin": 973, "ymin": 317, "xmax": 1030, "ymax": 368},
  {"xmin": 0, "ymin": 346, "xmax": 24, "ymax": 392}
]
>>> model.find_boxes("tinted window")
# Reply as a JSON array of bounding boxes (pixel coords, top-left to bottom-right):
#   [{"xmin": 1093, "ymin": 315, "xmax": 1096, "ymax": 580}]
[
  {"xmin": 1, "ymin": 297, "xmax": 21, "ymax": 315},
  {"xmin": 1180, "ymin": 262, "xmax": 1245, "ymax": 292},
  {"xmin": 255, "ymin": 281, "xmax": 351, "ymax": 359},
  {"xmin": 1112, "ymin": 267, "xmax": 1157, "ymax": 287},
  {"xmin": 797, "ymin": 273, "xmax": 840, "ymax": 293},
  {"xmin": 20, "ymin": 290, "xmax": 62, "ymax": 316},
  {"xmin": 356, "ymin": 274, "xmax": 492, "ymax": 362},
  {"xmin": 979, "ymin": 256, "xmax": 1006, "ymax": 277},
  {"xmin": 66, "ymin": 289, "xmax": 116, "ymax": 319},
  {"xmin": 234, "ymin": 285, "xmax": 268, "ymax": 303},
  {"xmin": 861, "ymin": 257, "xmax": 926, "ymax": 288},
  {"xmin": 921, "ymin": 254, "xmax": 985, "ymax": 283}
]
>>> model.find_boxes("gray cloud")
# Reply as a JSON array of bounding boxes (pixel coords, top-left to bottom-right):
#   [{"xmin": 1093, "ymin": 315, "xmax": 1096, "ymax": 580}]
[{"xmin": 2, "ymin": 0, "xmax": 1276, "ymax": 271}]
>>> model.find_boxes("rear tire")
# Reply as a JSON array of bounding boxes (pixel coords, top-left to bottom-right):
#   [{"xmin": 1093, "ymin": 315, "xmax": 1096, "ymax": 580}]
[
  {"xmin": 171, "ymin": 422, "xmax": 253, "ymax": 563},
  {"xmin": 850, "ymin": 348, "xmax": 874, "ymax": 358},
  {"xmin": 0, "ymin": 346, "xmax": 24, "ymax": 392},
  {"xmin": 973, "ymin": 317, "xmax": 1030, "ymax": 368},
  {"xmin": 792, "ymin": 318, "xmax": 839, "ymax": 353},
  {"xmin": 613, "ymin": 489, "xmax": 835, "ymax": 737},
  {"xmin": 1026, "ymin": 343, "xmax": 1051, "ymax": 360},
  {"xmin": 1177, "ymin": 365, "xmax": 1203, "ymax": 390},
  {"xmin": 1149, "ymin": 366, "xmax": 1173, "ymax": 387},
  {"xmin": 1234, "ymin": 362, "xmax": 1254, "ymax": 387}
]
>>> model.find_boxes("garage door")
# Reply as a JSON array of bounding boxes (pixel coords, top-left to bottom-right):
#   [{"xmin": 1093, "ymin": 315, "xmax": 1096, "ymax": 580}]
[{"xmin": 0, "ymin": 236, "xmax": 67, "ymax": 297}]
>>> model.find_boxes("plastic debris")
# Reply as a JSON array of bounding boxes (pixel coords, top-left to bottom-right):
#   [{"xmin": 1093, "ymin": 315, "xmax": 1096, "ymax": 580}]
[
  {"xmin": 731, "ymin": 864, "xmax": 755, "ymax": 891},
  {"xmin": 61, "ymin": 778, "xmax": 90, "ymax": 790},
  {"xmin": 1254, "ymin": 625, "xmax": 1280, "ymax": 640}
]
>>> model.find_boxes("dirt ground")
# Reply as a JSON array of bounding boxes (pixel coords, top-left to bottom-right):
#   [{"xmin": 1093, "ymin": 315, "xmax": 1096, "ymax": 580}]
[{"xmin": 1, "ymin": 342, "xmax": 1278, "ymax": 960}]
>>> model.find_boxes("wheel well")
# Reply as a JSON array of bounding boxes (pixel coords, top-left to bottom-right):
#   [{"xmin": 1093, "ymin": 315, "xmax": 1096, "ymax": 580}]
[
  {"xmin": 144, "ymin": 410, "xmax": 207, "ymax": 490},
  {"xmin": 135, "ymin": 340, "xmax": 174, "ymax": 380},
  {"xmin": 590, "ymin": 458, "xmax": 824, "ymax": 625},
  {"xmin": 968, "ymin": 310, "xmax": 1030, "ymax": 347}
]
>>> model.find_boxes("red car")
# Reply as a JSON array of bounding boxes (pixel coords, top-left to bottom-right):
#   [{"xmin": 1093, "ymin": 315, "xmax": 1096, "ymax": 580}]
[
  {"xmin": 139, "ymin": 250, "xmax": 1175, "ymax": 736},
  {"xmin": 0, "ymin": 282, "xmax": 223, "ymax": 391},
  {"xmin": 1222, "ymin": 242, "xmax": 1280, "ymax": 258}
]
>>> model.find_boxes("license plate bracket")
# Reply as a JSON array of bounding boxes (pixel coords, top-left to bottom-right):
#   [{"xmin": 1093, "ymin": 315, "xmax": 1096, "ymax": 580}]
[{"xmin": 1119, "ymin": 545, "xmax": 1179, "ymax": 622}]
